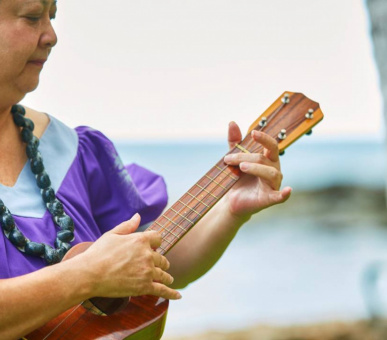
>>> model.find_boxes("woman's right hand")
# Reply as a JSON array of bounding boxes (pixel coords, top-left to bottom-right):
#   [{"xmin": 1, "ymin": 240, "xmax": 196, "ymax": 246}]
[{"xmin": 76, "ymin": 214, "xmax": 181, "ymax": 300}]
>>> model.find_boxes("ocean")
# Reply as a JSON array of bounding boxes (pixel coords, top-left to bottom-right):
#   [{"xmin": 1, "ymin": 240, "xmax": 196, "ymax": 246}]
[
  {"xmin": 114, "ymin": 137, "xmax": 387, "ymax": 337},
  {"xmin": 115, "ymin": 137, "xmax": 386, "ymax": 198}
]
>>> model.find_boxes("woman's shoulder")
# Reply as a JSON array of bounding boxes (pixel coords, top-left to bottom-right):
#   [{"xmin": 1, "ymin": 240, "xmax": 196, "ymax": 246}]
[
  {"xmin": 24, "ymin": 107, "xmax": 50, "ymax": 139},
  {"xmin": 21, "ymin": 106, "xmax": 115, "ymax": 160}
]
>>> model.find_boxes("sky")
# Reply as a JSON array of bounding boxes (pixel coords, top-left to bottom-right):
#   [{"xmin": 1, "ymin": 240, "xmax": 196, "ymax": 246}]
[{"xmin": 22, "ymin": 0, "xmax": 383, "ymax": 141}]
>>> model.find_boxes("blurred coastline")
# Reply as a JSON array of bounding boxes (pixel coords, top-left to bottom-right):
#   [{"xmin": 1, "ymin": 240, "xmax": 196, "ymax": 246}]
[
  {"xmin": 163, "ymin": 319, "xmax": 387, "ymax": 340},
  {"xmin": 115, "ymin": 136, "xmax": 386, "ymax": 197},
  {"xmin": 163, "ymin": 186, "xmax": 387, "ymax": 339},
  {"xmin": 115, "ymin": 139, "xmax": 387, "ymax": 339}
]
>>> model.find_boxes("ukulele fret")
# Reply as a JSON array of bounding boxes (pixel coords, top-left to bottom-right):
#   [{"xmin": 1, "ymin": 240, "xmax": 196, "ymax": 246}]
[
  {"xmin": 204, "ymin": 174, "xmax": 227, "ymax": 190},
  {"xmin": 195, "ymin": 183, "xmax": 218, "ymax": 199},
  {"xmin": 152, "ymin": 221, "xmax": 180, "ymax": 246},
  {"xmin": 171, "ymin": 202, "xmax": 201, "ymax": 225},
  {"xmin": 163, "ymin": 228, "xmax": 180, "ymax": 239},
  {"xmin": 178, "ymin": 199, "xmax": 202, "ymax": 216},
  {"xmin": 170, "ymin": 208, "xmax": 194, "ymax": 224},
  {"xmin": 159, "ymin": 215, "xmax": 186, "ymax": 232},
  {"xmin": 198, "ymin": 174, "xmax": 228, "ymax": 198},
  {"xmin": 161, "ymin": 237, "xmax": 173, "ymax": 245},
  {"xmin": 209, "ymin": 165, "xmax": 238, "ymax": 188},
  {"xmin": 154, "ymin": 220, "xmax": 175, "ymax": 234},
  {"xmin": 186, "ymin": 191, "xmax": 210, "ymax": 208},
  {"xmin": 215, "ymin": 165, "xmax": 239, "ymax": 181}
]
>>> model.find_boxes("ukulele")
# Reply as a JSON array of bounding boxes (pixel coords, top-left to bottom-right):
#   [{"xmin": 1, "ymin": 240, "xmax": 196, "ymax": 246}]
[{"xmin": 26, "ymin": 91, "xmax": 324, "ymax": 340}]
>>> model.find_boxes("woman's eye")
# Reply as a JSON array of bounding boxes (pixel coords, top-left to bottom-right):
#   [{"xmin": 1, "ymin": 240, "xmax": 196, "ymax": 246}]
[
  {"xmin": 24, "ymin": 14, "xmax": 56, "ymax": 23},
  {"xmin": 25, "ymin": 16, "xmax": 41, "ymax": 23}
]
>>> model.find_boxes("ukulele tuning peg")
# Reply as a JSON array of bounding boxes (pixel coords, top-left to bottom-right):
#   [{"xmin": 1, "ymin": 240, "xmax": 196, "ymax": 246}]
[
  {"xmin": 279, "ymin": 150, "xmax": 285, "ymax": 156},
  {"xmin": 278, "ymin": 129, "xmax": 287, "ymax": 140},
  {"xmin": 306, "ymin": 130, "xmax": 313, "ymax": 136},
  {"xmin": 305, "ymin": 109, "xmax": 314, "ymax": 119},
  {"xmin": 281, "ymin": 93, "xmax": 290, "ymax": 104},
  {"xmin": 259, "ymin": 117, "xmax": 267, "ymax": 127}
]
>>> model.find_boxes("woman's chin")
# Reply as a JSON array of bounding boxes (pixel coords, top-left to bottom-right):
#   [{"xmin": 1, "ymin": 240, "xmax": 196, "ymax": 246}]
[
  {"xmin": 4, "ymin": 81, "xmax": 40, "ymax": 105},
  {"xmin": 17, "ymin": 78, "xmax": 41, "ymax": 96}
]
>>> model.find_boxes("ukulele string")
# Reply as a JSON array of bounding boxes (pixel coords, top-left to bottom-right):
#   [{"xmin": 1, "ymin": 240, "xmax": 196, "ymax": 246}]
[
  {"xmin": 262, "ymin": 92, "xmax": 305, "ymax": 130},
  {"xmin": 263, "ymin": 102, "xmax": 287, "ymax": 127},
  {"xmin": 42, "ymin": 303, "xmax": 85, "ymax": 340},
  {"xmin": 56, "ymin": 307, "xmax": 95, "ymax": 340}
]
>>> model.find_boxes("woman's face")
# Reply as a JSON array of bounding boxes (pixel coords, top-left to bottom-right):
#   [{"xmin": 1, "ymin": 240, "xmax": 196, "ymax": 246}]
[{"xmin": 0, "ymin": 0, "xmax": 58, "ymax": 105}]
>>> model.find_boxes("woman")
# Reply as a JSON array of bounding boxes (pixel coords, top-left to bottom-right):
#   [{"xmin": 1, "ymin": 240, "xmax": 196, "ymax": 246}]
[{"xmin": 0, "ymin": 0, "xmax": 292, "ymax": 338}]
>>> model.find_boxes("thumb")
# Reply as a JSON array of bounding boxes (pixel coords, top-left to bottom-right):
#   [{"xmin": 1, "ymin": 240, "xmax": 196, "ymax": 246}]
[
  {"xmin": 228, "ymin": 121, "xmax": 242, "ymax": 150},
  {"xmin": 108, "ymin": 213, "xmax": 141, "ymax": 235},
  {"xmin": 271, "ymin": 187, "xmax": 292, "ymax": 205}
]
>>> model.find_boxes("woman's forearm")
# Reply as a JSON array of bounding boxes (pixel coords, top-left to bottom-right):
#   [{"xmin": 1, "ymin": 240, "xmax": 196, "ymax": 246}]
[
  {"xmin": 0, "ymin": 257, "xmax": 91, "ymax": 339},
  {"xmin": 166, "ymin": 196, "xmax": 250, "ymax": 289}
]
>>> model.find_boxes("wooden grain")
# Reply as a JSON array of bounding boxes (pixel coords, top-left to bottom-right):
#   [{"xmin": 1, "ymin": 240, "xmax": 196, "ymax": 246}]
[
  {"xmin": 247, "ymin": 91, "xmax": 323, "ymax": 152},
  {"xmin": 26, "ymin": 296, "xmax": 168, "ymax": 339}
]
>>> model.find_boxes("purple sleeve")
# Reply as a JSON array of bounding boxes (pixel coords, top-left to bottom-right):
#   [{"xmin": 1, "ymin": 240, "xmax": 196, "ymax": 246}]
[{"xmin": 75, "ymin": 126, "xmax": 168, "ymax": 233}]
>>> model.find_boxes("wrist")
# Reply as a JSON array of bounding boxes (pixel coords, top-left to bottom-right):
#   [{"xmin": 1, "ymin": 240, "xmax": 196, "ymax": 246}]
[
  {"xmin": 218, "ymin": 196, "xmax": 252, "ymax": 229},
  {"xmin": 227, "ymin": 209, "xmax": 252, "ymax": 227},
  {"xmin": 59, "ymin": 254, "xmax": 96, "ymax": 301}
]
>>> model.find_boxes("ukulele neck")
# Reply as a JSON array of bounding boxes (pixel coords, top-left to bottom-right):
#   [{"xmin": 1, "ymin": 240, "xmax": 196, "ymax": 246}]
[{"xmin": 147, "ymin": 91, "xmax": 324, "ymax": 255}]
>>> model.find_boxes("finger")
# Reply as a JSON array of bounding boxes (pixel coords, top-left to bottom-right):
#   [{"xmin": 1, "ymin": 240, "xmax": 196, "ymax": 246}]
[
  {"xmin": 281, "ymin": 186, "xmax": 293, "ymax": 201},
  {"xmin": 228, "ymin": 121, "xmax": 242, "ymax": 150},
  {"xmin": 239, "ymin": 163, "xmax": 283, "ymax": 189},
  {"xmin": 251, "ymin": 131, "xmax": 279, "ymax": 163},
  {"xmin": 153, "ymin": 267, "xmax": 174, "ymax": 285},
  {"xmin": 269, "ymin": 187, "xmax": 292, "ymax": 205},
  {"xmin": 144, "ymin": 231, "xmax": 163, "ymax": 249},
  {"xmin": 150, "ymin": 282, "xmax": 182, "ymax": 300},
  {"xmin": 153, "ymin": 252, "xmax": 170, "ymax": 271},
  {"xmin": 107, "ymin": 213, "xmax": 141, "ymax": 235},
  {"xmin": 224, "ymin": 152, "xmax": 272, "ymax": 167}
]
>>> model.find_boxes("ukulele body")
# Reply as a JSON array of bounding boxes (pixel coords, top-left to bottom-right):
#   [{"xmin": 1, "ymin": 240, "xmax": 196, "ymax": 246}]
[
  {"xmin": 27, "ymin": 295, "xmax": 169, "ymax": 340},
  {"xmin": 26, "ymin": 242, "xmax": 169, "ymax": 340}
]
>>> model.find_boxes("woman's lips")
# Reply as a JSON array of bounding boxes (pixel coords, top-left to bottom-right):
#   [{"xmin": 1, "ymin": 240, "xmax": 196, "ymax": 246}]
[{"xmin": 28, "ymin": 59, "xmax": 47, "ymax": 67}]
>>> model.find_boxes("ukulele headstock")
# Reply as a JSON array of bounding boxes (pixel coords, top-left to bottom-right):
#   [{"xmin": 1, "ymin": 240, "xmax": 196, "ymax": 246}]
[{"xmin": 245, "ymin": 91, "xmax": 324, "ymax": 154}]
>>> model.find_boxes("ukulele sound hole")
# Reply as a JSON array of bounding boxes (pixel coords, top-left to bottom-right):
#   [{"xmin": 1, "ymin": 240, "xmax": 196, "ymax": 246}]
[{"xmin": 82, "ymin": 297, "xmax": 131, "ymax": 315}]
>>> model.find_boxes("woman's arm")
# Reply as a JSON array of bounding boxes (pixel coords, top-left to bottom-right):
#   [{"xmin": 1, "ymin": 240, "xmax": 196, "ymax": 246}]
[
  {"xmin": 167, "ymin": 123, "xmax": 292, "ymax": 288},
  {"xmin": 0, "ymin": 255, "xmax": 92, "ymax": 339},
  {"xmin": 0, "ymin": 215, "xmax": 180, "ymax": 339}
]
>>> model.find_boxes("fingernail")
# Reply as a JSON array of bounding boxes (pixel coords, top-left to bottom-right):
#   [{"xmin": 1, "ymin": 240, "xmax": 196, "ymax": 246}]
[
  {"xmin": 177, "ymin": 292, "xmax": 182, "ymax": 299},
  {"xmin": 240, "ymin": 162, "xmax": 249, "ymax": 171},
  {"xmin": 252, "ymin": 130, "xmax": 261, "ymax": 138},
  {"xmin": 224, "ymin": 155, "xmax": 233, "ymax": 163},
  {"xmin": 132, "ymin": 213, "xmax": 140, "ymax": 221}
]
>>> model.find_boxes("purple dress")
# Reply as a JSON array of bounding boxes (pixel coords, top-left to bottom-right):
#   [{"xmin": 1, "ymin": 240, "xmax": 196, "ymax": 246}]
[{"xmin": 0, "ymin": 115, "xmax": 168, "ymax": 279}]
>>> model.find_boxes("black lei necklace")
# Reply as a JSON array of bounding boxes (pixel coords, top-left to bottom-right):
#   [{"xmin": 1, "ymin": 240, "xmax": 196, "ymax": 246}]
[{"xmin": 0, "ymin": 104, "xmax": 75, "ymax": 265}]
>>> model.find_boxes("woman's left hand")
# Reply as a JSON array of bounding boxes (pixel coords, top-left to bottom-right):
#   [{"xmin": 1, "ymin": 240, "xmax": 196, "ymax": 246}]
[{"xmin": 223, "ymin": 121, "xmax": 292, "ymax": 221}]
